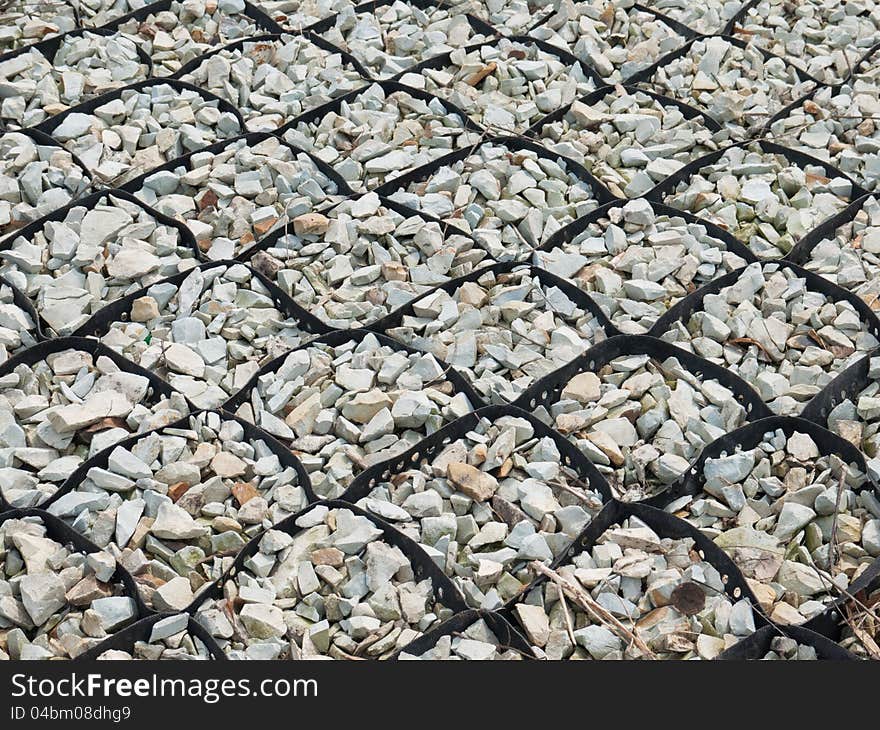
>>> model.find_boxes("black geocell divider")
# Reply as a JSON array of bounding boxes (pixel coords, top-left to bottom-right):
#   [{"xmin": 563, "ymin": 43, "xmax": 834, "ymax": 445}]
[
  {"xmin": 497, "ymin": 498, "xmax": 768, "ymax": 631},
  {"xmin": 391, "ymin": 32, "xmax": 605, "ymax": 88},
  {"xmin": 96, "ymin": 0, "xmax": 284, "ymax": 36},
  {"xmin": 33, "ymin": 77, "xmax": 248, "ymax": 141},
  {"xmin": 339, "ymin": 402, "xmax": 613, "ymax": 503},
  {"xmin": 223, "ymin": 327, "xmax": 487, "ymax": 414},
  {"xmin": 630, "ymin": 2, "xmax": 703, "ymax": 40},
  {"xmin": 0, "ymin": 188, "xmax": 200, "ymax": 336},
  {"xmin": 189, "ymin": 498, "xmax": 469, "ymax": 620},
  {"xmin": 657, "ymin": 415, "xmax": 879, "ymax": 509},
  {"xmin": 0, "ymin": 336, "xmax": 184, "ymax": 511},
  {"xmin": 801, "ymin": 355, "xmax": 872, "ymax": 428},
  {"xmin": 78, "ymin": 612, "xmax": 227, "ymax": 660},
  {"xmin": 170, "ymin": 31, "xmax": 373, "ymax": 81},
  {"xmin": 71, "ymin": 258, "xmax": 330, "ymax": 340},
  {"xmin": 0, "ymin": 506, "xmax": 151, "ymax": 623},
  {"xmin": 645, "ymin": 139, "xmax": 870, "ymax": 207},
  {"xmin": 44, "ymin": 407, "xmax": 317, "ymax": 512},
  {"xmin": 716, "ymin": 622, "xmax": 857, "ymax": 660},
  {"xmin": 650, "ymin": 260, "xmax": 880, "ymax": 365},
  {"xmin": 366, "ymin": 260, "xmax": 616, "ymax": 345},
  {"xmin": 393, "ymin": 608, "xmax": 537, "ymax": 659},
  {"xmin": 372, "ymin": 133, "xmax": 618, "ymax": 210},
  {"xmin": 528, "ymin": 82, "xmax": 724, "ymax": 138}
]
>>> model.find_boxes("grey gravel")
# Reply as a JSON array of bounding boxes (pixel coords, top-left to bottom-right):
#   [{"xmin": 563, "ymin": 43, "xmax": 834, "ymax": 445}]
[{"xmin": 194, "ymin": 505, "xmax": 453, "ymax": 659}]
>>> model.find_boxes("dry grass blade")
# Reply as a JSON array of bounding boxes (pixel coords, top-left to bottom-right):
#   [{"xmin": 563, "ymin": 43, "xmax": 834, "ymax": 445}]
[{"xmin": 529, "ymin": 561, "xmax": 657, "ymax": 659}]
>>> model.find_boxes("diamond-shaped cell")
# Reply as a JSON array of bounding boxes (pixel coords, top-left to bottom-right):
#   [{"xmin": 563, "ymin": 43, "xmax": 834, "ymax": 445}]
[
  {"xmin": 398, "ymin": 37, "xmax": 598, "ymax": 134},
  {"xmin": 0, "ymin": 340, "xmax": 189, "ymax": 509},
  {"xmin": 280, "ymin": 82, "xmax": 483, "ymax": 193},
  {"xmin": 520, "ymin": 336, "xmax": 764, "ymax": 502},
  {"xmin": 78, "ymin": 260, "xmax": 322, "ymax": 410},
  {"xmin": 309, "ymin": 1, "xmax": 495, "ymax": 79},
  {"xmin": 40, "ymin": 80, "xmax": 245, "ymax": 187},
  {"xmin": 506, "ymin": 501, "xmax": 760, "ymax": 659},
  {"xmin": 378, "ymin": 137, "xmax": 613, "ymax": 260},
  {"xmin": 733, "ymin": 0, "xmax": 880, "ymax": 85},
  {"xmin": 667, "ymin": 418, "xmax": 877, "ymax": 625},
  {"xmin": 0, "ymin": 29, "xmax": 150, "ymax": 130},
  {"xmin": 125, "ymin": 134, "xmax": 347, "ymax": 260},
  {"xmin": 535, "ymin": 198, "xmax": 750, "ymax": 334},
  {"xmin": 0, "ymin": 191, "xmax": 198, "ymax": 337},
  {"xmin": 636, "ymin": 36, "xmax": 816, "ymax": 138},
  {"xmin": 789, "ymin": 195, "xmax": 880, "ymax": 315},
  {"xmin": 192, "ymin": 502, "xmax": 461, "ymax": 659},
  {"xmin": 345, "ymin": 406, "xmax": 610, "ymax": 609},
  {"xmin": 528, "ymin": 2, "xmax": 690, "ymax": 82},
  {"xmin": 106, "ymin": 0, "xmax": 277, "ymax": 76},
  {"xmin": 652, "ymin": 142, "xmax": 857, "ymax": 259},
  {"xmin": 249, "ymin": 192, "xmax": 495, "ymax": 329},
  {"xmin": 379, "ymin": 263, "xmax": 609, "ymax": 404},
  {"xmin": 177, "ymin": 33, "xmax": 368, "ymax": 133},
  {"xmin": 535, "ymin": 86, "xmax": 729, "ymax": 198},
  {"xmin": 657, "ymin": 260, "xmax": 880, "ymax": 415},
  {"xmin": 225, "ymin": 330, "xmax": 478, "ymax": 498},
  {"xmin": 768, "ymin": 82, "xmax": 880, "ymax": 194},
  {"xmin": 45, "ymin": 409, "xmax": 312, "ymax": 612},
  {"xmin": 0, "ymin": 130, "xmax": 91, "ymax": 239}
]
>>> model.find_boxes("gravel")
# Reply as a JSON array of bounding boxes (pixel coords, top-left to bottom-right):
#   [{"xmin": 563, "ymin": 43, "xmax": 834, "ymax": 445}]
[
  {"xmin": 733, "ymin": 0, "xmax": 880, "ymax": 85},
  {"xmin": 51, "ymin": 410, "xmax": 309, "ymax": 612},
  {"xmin": 769, "ymin": 84, "xmax": 880, "ymax": 193},
  {"xmin": 0, "ymin": 193, "xmax": 198, "ymax": 336},
  {"xmin": 0, "ymin": 347, "xmax": 189, "ymax": 507},
  {"xmin": 385, "ymin": 140, "xmax": 605, "ymax": 257},
  {"xmin": 529, "ymin": 1, "xmax": 689, "ymax": 82},
  {"xmin": 826, "ymin": 356, "xmax": 880, "ymax": 456},
  {"xmin": 115, "ymin": 0, "xmax": 267, "ymax": 77},
  {"xmin": 0, "ymin": 279, "xmax": 38, "ymax": 362},
  {"xmin": 399, "ymin": 616, "xmax": 526, "ymax": 659},
  {"xmin": 509, "ymin": 515, "xmax": 759, "ymax": 659},
  {"xmin": 0, "ymin": 131, "xmax": 92, "ymax": 239},
  {"xmin": 354, "ymin": 412, "xmax": 606, "ymax": 608},
  {"xmin": 0, "ymin": 1, "xmax": 78, "ymax": 54},
  {"xmin": 193, "ymin": 505, "xmax": 454, "ymax": 659},
  {"xmin": 658, "ymin": 143, "xmax": 855, "ymax": 258},
  {"xmin": 382, "ymin": 265, "xmax": 607, "ymax": 404},
  {"xmin": 96, "ymin": 261, "xmax": 314, "ymax": 408},
  {"xmin": 0, "ymin": 514, "xmax": 136, "ymax": 659},
  {"xmin": 49, "ymin": 81, "xmax": 243, "ymax": 185},
  {"xmin": 401, "ymin": 37, "xmax": 596, "ymax": 133},
  {"xmin": 97, "ymin": 614, "xmax": 216, "ymax": 659},
  {"xmin": 537, "ymin": 87, "xmax": 728, "ymax": 198},
  {"xmin": 761, "ymin": 635, "xmax": 819, "ymax": 660},
  {"xmin": 282, "ymin": 82, "xmax": 482, "ymax": 192},
  {"xmin": 0, "ymin": 31, "xmax": 150, "ymax": 129},
  {"xmin": 130, "ymin": 134, "xmax": 343, "ymax": 259},
  {"xmin": 659, "ymin": 261, "xmax": 879, "ymax": 414},
  {"xmin": 229, "ymin": 332, "xmax": 475, "ymax": 498},
  {"xmin": 535, "ymin": 198, "xmax": 747, "ymax": 333},
  {"xmin": 643, "ymin": 37, "xmax": 816, "ymax": 138},
  {"xmin": 178, "ymin": 34, "xmax": 366, "ymax": 132},
  {"xmin": 251, "ymin": 193, "xmax": 494, "ymax": 329},
  {"xmin": 549, "ymin": 353, "xmax": 749, "ymax": 501},
  {"xmin": 319, "ymin": 2, "xmax": 493, "ymax": 79},
  {"xmin": 669, "ymin": 429, "xmax": 877, "ymax": 624}
]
